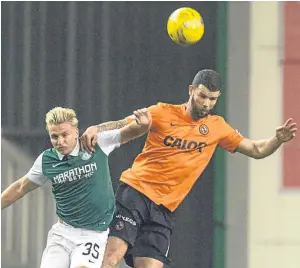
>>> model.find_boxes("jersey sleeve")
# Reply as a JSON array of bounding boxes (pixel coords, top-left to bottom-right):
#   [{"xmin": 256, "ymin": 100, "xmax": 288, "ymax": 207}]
[
  {"xmin": 97, "ymin": 129, "xmax": 121, "ymax": 156},
  {"xmin": 218, "ymin": 119, "xmax": 244, "ymax": 153},
  {"xmin": 26, "ymin": 153, "xmax": 49, "ymax": 185}
]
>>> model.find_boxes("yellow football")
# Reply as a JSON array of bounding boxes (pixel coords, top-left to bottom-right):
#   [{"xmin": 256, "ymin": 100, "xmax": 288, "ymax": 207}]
[{"xmin": 167, "ymin": 7, "xmax": 205, "ymax": 46}]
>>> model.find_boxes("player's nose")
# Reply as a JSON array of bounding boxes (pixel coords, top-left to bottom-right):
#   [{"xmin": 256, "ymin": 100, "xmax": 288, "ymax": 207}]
[
  {"xmin": 57, "ymin": 137, "xmax": 65, "ymax": 145},
  {"xmin": 202, "ymin": 100, "xmax": 209, "ymax": 108}
]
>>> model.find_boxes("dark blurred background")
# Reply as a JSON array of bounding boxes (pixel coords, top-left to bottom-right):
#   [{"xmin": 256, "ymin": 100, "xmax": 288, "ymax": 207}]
[{"xmin": 1, "ymin": 2, "xmax": 222, "ymax": 268}]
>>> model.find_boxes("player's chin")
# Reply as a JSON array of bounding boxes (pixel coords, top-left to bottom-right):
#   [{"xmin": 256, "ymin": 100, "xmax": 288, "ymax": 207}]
[
  {"xmin": 56, "ymin": 147, "xmax": 67, "ymax": 154},
  {"xmin": 196, "ymin": 110, "xmax": 209, "ymax": 118}
]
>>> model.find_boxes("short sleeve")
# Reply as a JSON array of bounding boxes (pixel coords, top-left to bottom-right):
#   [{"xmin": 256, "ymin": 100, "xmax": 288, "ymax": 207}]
[
  {"xmin": 218, "ymin": 120, "xmax": 244, "ymax": 153},
  {"xmin": 97, "ymin": 129, "xmax": 121, "ymax": 155},
  {"xmin": 26, "ymin": 153, "xmax": 48, "ymax": 185}
]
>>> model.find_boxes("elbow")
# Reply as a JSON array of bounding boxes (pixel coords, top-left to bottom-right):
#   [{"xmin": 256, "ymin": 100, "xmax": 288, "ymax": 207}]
[
  {"xmin": 251, "ymin": 153, "xmax": 266, "ymax": 160},
  {"xmin": 250, "ymin": 145, "xmax": 265, "ymax": 159},
  {"xmin": 17, "ymin": 179, "xmax": 32, "ymax": 197},
  {"xmin": 17, "ymin": 186, "xmax": 26, "ymax": 197}
]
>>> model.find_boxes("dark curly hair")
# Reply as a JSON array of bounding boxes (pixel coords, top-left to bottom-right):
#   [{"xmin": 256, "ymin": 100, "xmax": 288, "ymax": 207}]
[{"xmin": 192, "ymin": 69, "xmax": 221, "ymax": 92}]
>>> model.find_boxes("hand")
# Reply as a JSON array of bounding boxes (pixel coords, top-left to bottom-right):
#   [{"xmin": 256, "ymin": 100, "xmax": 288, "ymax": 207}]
[
  {"xmin": 276, "ymin": 118, "xmax": 297, "ymax": 143},
  {"xmin": 133, "ymin": 108, "xmax": 152, "ymax": 128},
  {"xmin": 80, "ymin": 126, "xmax": 98, "ymax": 153}
]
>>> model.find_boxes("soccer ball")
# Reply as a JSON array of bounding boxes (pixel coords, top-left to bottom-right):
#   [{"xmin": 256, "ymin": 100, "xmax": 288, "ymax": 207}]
[{"xmin": 167, "ymin": 7, "xmax": 204, "ymax": 46}]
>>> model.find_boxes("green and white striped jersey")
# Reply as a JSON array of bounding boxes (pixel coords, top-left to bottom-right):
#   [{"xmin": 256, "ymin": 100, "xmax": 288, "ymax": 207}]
[{"xmin": 27, "ymin": 129, "xmax": 121, "ymax": 231}]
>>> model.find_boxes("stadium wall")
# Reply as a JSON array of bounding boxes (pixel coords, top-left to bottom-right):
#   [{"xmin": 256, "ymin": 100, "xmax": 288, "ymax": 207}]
[
  {"xmin": 226, "ymin": 2, "xmax": 250, "ymax": 268},
  {"xmin": 226, "ymin": 2, "xmax": 300, "ymax": 268},
  {"xmin": 249, "ymin": 2, "xmax": 300, "ymax": 268}
]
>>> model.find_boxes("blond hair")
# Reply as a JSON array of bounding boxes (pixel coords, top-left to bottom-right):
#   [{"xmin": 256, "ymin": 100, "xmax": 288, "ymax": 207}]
[{"xmin": 45, "ymin": 107, "xmax": 78, "ymax": 130}]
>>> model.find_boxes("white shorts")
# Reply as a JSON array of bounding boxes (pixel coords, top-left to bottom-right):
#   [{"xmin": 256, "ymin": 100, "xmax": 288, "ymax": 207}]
[{"xmin": 40, "ymin": 221, "xmax": 109, "ymax": 268}]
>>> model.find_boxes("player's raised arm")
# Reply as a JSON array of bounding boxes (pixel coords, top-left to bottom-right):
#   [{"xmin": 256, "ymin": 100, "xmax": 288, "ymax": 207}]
[
  {"xmin": 119, "ymin": 108, "xmax": 152, "ymax": 144},
  {"xmin": 80, "ymin": 119, "xmax": 129, "ymax": 153},
  {"xmin": 236, "ymin": 118, "xmax": 297, "ymax": 159},
  {"xmin": 80, "ymin": 108, "xmax": 152, "ymax": 152},
  {"xmin": 1, "ymin": 176, "xmax": 40, "ymax": 209}
]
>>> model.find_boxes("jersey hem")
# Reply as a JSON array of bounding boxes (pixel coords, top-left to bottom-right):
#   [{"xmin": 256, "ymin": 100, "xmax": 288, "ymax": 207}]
[
  {"xmin": 120, "ymin": 178, "xmax": 177, "ymax": 212},
  {"xmin": 56, "ymin": 214, "xmax": 109, "ymax": 232}
]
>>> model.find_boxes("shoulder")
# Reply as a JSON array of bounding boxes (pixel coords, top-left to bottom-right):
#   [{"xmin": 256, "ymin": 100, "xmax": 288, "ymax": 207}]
[
  {"xmin": 205, "ymin": 115, "xmax": 230, "ymax": 134},
  {"xmin": 150, "ymin": 102, "xmax": 182, "ymax": 113},
  {"xmin": 96, "ymin": 129, "xmax": 121, "ymax": 155},
  {"xmin": 42, "ymin": 148, "xmax": 57, "ymax": 158},
  {"xmin": 207, "ymin": 115, "xmax": 240, "ymax": 139},
  {"xmin": 39, "ymin": 148, "xmax": 60, "ymax": 165},
  {"xmin": 156, "ymin": 102, "xmax": 180, "ymax": 109},
  {"xmin": 207, "ymin": 114, "xmax": 227, "ymax": 124}
]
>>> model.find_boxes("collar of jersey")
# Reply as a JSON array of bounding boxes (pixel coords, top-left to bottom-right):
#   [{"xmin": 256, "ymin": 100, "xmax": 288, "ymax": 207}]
[{"xmin": 56, "ymin": 140, "xmax": 80, "ymax": 160}]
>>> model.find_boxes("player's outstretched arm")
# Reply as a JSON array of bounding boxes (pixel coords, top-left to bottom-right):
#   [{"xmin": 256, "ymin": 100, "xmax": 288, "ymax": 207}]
[
  {"xmin": 119, "ymin": 108, "xmax": 152, "ymax": 144},
  {"xmin": 80, "ymin": 119, "xmax": 129, "ymax": 153},
  {"xmin": 236, "ymin": 118, "xmax": 297, "ymax": 159},
  {"xmin": 1, "ymin": 176, "xmax": 40, "ymax": 209}
]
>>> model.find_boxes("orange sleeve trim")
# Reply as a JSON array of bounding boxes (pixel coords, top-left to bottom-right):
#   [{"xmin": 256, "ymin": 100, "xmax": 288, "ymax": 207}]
[{"xmin": 230, "ymin": 135, "xmax": 244, "ymax": 153}]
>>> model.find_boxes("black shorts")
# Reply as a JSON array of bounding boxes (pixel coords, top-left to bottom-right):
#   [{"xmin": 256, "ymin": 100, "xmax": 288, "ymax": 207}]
[{"xmin": 109, "ymin": 183, "xmax": 174, "ymax": 267}]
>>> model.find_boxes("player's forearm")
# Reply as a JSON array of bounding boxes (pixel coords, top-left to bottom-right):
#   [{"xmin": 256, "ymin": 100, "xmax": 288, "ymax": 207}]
[
  {"xmin": 96, "ymin": 119, "xmax": 129, "ymax": 133},
  {"xmin": 253, "ymin": 136, "xmax": 282, "ymax": 159},
  {"xmin": 1, "ymin": 181, "xmax": 25, "ymax": 209},
  {"xmin": 1, "ymin": 177, "xmax": 38, "ymax": 209},
  {"xmin": 120, "ymin": 122, "xmax": 150, "ymax": 144}
]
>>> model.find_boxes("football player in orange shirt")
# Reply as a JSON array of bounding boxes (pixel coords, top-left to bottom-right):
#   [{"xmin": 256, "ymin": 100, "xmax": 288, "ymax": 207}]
[{"xmin": 81, "ymin": 69, "xmax": 297, "ymax": 268}]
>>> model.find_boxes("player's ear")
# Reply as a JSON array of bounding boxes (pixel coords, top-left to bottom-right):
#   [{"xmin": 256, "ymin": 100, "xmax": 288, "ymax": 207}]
[{"xmin": 188, "ymin": 85, "xmax": 194, "ymax": 96}]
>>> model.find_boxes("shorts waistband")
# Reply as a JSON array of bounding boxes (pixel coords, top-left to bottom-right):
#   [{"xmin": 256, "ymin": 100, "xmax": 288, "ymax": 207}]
[
  {"xmin": 57, "ymin": 217, "xmax": 73, "ymax": 227},
  {"xmin": 57, "ymin": 217, "xmax": 109, "ymax": 233}
]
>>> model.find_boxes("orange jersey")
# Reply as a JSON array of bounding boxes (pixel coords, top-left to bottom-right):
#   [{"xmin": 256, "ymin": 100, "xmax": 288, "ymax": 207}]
[{"xmin": 121, "ymin": 102, "xmax": 243, "ymax": 212}]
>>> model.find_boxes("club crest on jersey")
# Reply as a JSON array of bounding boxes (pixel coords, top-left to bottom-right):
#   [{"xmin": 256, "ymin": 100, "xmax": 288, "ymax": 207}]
[
  {"xmin": 79, "ymin": 150, "xmax": 92, "ymax": 160},
  {"xmin": 199, "ymin": 124, "xmax": 209, "ymax": 135}
]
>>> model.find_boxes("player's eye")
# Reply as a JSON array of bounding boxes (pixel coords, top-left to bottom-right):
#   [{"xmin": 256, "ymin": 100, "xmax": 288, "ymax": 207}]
[{"xmin": 51, "ymin": 135, "xmax": 58, "ymax": 140}]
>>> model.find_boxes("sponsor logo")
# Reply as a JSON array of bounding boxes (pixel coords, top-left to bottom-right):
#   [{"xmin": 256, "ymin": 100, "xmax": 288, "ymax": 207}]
[
  {"xmin": 52, "ymin": 163, "xmax": 64, "ymax": 168},
  {"xmin": 163, "ymin": 136, "xmax": 208, "ymax": 152},
  {"xmin": 115, "ymin": 214, "xmax": 137, "ymax": 226},
  {"xmin": 115, "ymin": 221, "xmax": 124, "ymax": 231},
  {"xmin": 52, "ymin": 162, "xmax": 97, "ymax": 184}
]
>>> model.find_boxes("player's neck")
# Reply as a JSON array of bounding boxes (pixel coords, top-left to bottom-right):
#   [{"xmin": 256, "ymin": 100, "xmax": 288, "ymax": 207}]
[{"xmin": 184, "ymin": 102, "xmax": 195, "ymax": 121}]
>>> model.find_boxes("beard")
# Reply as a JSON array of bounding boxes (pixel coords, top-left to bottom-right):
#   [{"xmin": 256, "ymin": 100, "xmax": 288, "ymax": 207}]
[{"xmin": 191, "ymin": 96, "xmax": 210, "ymax": 120}]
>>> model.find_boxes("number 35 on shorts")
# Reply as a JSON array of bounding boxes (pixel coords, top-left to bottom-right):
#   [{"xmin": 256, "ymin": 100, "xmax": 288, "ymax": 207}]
[
  {"xmin": 75, "ymin": 242, "xmax": 104, "ymax": 266},
  {"xmin": 82, "ymin": 242, "xmax": 100, "ymax": 260}
]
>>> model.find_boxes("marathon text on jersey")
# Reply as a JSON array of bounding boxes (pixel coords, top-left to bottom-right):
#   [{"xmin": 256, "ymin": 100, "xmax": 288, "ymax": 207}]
[{"xmin": 53, "ymin": 163, "xmax": 97, "ymax": 184}]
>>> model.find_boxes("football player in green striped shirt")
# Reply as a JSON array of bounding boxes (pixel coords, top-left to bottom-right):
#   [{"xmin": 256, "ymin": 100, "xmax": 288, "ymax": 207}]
[{"xmin": 1, "ymin": 106, "xmax": 151, "ymax": 268}]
